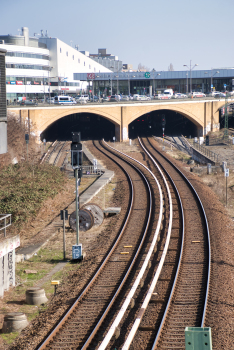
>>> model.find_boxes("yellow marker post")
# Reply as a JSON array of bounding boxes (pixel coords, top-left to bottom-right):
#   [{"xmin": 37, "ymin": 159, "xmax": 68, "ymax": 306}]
[{"xmin": 51, "ymin": 280, "xmax": 60, "ymax": 295}]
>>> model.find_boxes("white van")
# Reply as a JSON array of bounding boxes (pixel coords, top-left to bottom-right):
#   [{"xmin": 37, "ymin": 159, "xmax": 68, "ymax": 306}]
[
  {"xmin": 54, "ymin": 95, "xmax": 76, "ymax": 105},
  {"xmin": 76, "ymin": 94, "xmax": 89, "ymax": 102}
]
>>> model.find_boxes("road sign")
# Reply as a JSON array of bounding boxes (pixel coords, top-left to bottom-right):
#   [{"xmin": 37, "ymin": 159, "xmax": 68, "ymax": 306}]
[
  {"xmin": 145, "ymin": 72, "xmax": 150, "ymax": 78},
  {"xmin": 225, "ymin": 168, "xmax": 229, "ymax": 177},
  {"xmin": 72, "ymin": 244, "xmax": 82, "ymax": 260}
]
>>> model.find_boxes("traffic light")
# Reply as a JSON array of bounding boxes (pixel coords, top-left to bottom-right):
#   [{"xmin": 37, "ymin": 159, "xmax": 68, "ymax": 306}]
[
  {"xmin": 161, "ymin": 115, "xmax": 166, "ymax": 128},
  {"xmin": 71, "ymin": 132, "xmax": 83, "ymax": 168},
  {"xmin": 109, "ymin": 79, "xmax": 111, "ymax": 84}
]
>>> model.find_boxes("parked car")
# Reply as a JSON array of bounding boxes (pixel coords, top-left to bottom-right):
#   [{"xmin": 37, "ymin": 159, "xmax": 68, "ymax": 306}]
[
  {"xmin": 214, "ymin": 92, "xmax": 226, "ymax": 98},
  {"xmin": 109, "ymin": 95, "xmax": 121, "ymax": 102},
  {"xmin": 20, "ymin": 100, "xmax": 38, "ymax": 106},
  {"xmin": 189, "ymin": 92, "xmax": 206, "ymax": 98},
  {"xmin": 121, "ymin": 95, "xmax": 129, "ymax": 101},
  {"xmin": 102, "ymin": 96, "xmax": 110, "ymax": 102},
  {"xmin": 47, "ymin": 97, "xmax": 55, "ymax": 104},
  {"xmin": 172, "ymin": 93, "xmax": 187, "ymax": 99},
  {"xmin": 138, "ymin": 95, "xmax": 150, "ymax": 101},
  {"xmin": 76, "ymin": 94, "xmax": 89, "ymax": 102}
]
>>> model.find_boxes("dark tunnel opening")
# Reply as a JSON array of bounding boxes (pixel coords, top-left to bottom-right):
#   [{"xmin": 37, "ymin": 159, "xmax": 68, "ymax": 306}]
[
  {"xmin": 129, "ymin": 110, "xmax": 198, "ymax": 139},
  {"xmin": 41, "ymin": 113, "xmax": 116, "ymax": 142}
]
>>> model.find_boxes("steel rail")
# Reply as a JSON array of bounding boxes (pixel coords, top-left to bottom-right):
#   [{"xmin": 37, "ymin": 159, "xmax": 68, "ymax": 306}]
[
  {"xmin": 96, "ymin": 140, "xmax": 164, "ymax": 350},
  {"xmin": 37, "ymin": 141, "xmax": 135, "ymax": 350},
  {"xmin": 122, "ymin": 136, "xmax": 182, "ymax": 349},
  {"xmin": 81, "ymin": 140, "xmax": 154, "ymax": 349},
  {"xmin": 146, "ymin": 137, "xmax": 211, "ymax": 349}
]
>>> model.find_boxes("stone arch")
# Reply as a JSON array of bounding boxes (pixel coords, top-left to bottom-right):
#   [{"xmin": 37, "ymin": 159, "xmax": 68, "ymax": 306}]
[
  {"xmin": 38, "ymin": 107, "xmax": 121, "ymax": 132},
  {"xmin": 124, "ymin": 104, "xmax": 204, "ymax": 129}
]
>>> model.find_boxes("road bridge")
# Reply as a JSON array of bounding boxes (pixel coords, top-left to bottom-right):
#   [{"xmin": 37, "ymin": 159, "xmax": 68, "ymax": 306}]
[{"xmin": 8, "ymin": 99, "xmax": 230, "ymax": 142}]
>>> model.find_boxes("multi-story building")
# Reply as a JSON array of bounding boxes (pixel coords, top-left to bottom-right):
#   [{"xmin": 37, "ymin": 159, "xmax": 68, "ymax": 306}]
[
  {"xmin": 88, "ymin": 48, "xmax": 123, "ymax": 72},
  {"xmin": 0, "ymin": 27, "xmax": 112, "ymax": 102}
]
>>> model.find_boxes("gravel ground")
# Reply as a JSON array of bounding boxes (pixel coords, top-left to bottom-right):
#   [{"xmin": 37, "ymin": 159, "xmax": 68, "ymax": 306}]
[{"xmin": 1, "ymin": 139, "xmax": 234, "ymax": 350}]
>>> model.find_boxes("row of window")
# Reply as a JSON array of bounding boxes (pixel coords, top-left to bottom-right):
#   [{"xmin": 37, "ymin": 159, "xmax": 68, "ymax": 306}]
[
  {"xmin": 59, "ymin": 48, "xmax": 95, "ymax": 70},
  {"xmin": 6, "ymin": 52, "xmax": 49, "ymax": 60},
  {"xmin": 6, "ymin": 64, "xmax": 49, "ymax": 70}
]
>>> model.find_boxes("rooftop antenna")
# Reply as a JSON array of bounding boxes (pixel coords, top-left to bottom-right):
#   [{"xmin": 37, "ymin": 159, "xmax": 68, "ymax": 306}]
[
  {"xmin": 70, "ymin": 40, "xmax": 73, "ymax": 47},
  {"xmin": 41, "ymin": 30, "xmax": 44, "ymax": 37},
  {"xmin": 17, "ymin": 29, "xmax": 21, "ymax": 36},
  {"xmin": 75, "ymin": 45, "xmax": 79, "ymax": 51},
  {"xmin": 45, "ymin": 30, "xmax": 48, "ymax": 37}
]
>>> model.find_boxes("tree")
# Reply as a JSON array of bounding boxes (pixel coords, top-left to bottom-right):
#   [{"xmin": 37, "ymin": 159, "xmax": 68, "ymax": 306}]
[
  {"xmin": 138, "ymin": 63, "xmax": 150, "ymax": 72},
  {"xmin": 168, "ymin": 63, "xmax": 174, "ymax": 71}
]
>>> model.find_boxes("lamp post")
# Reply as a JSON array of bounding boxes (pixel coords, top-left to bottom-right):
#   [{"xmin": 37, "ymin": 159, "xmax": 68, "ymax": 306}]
[
  {"xmin": 48, "ymin": 67, "xmax": 54, "ymax": 104},
  {"xmin": 183, "ymin": 60, "xmax": 198, "ymax": 93},
  {"xmin": 205, "ymin": 70, "xmax": 219, "ymax": 92},
  {"xmin": 186, "ymin": 72, "xmax": 188, "ymax": 94}
]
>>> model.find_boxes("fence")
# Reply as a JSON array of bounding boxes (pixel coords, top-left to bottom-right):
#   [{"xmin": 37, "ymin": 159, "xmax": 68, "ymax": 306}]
[{"xmin": 0, "ymin": 214, "xmax": 12, "ymax": 237}]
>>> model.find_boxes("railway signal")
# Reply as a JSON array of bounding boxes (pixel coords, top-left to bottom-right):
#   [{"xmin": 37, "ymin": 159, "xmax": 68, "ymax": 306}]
[{"xmin": 70, "ymin": 132, "xmax": 83, "ymax": 260}]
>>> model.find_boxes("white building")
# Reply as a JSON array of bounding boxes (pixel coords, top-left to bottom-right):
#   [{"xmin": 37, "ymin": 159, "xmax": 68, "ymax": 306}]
[{"xmin": 0, "ymin": 27, "xmax": 112, "ymax": 101}]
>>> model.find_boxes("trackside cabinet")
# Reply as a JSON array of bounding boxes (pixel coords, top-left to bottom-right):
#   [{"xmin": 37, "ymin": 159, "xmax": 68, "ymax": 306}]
[{"xmin": 185, "ymin": 327, "xmax": 212, "ymax": 350}]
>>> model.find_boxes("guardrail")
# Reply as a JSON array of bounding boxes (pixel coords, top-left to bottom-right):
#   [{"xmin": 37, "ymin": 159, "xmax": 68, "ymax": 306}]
[
  {"xmin": 192, "ymin": 141, "xmax": 220, "ymax": 163},
  {"xmin": 0, "ymin": 214, "xmax": 12, "ymax": 237}
]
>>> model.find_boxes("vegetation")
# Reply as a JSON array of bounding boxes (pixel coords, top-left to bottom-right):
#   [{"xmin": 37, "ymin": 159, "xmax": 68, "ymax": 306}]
[{"xmin": 0, "ymin": 163, "xmax": 65, "ymax": 228}]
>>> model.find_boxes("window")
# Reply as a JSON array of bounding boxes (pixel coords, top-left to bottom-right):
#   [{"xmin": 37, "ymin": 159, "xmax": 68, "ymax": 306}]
[
  {"xmin": 66, "ymin": 52, "xmax": 68, "ymax": 56},
  {"xmin": 84, "ymin": 62, "xmax": 85, "ymax": 66},
  {"xmin": 73, "ymin": 55, "xmax": 74, "ymax": 60},
  {"xmin": 60, "ymin": 48, "xmax": 62, "ymax": 53},
  {"xmin": 78, "ymin": 58, "xmax": 80, "ymax": 63},
  {"xmin": 89, "ymin": 64, "xmax": 91, "ymax": 69}
]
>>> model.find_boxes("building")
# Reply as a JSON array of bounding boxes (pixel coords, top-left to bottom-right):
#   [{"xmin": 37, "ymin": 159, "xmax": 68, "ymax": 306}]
[
  {"xmin": 89, "ymin": 48, "xmax": 123, "ymax": 73},
  {"xmin": 75, "ymin": 69, "xmax": 234, "ymax": 96},
  {"xmin": 0, "ymin": 27, "xmax": 112, "ymax": 102}
]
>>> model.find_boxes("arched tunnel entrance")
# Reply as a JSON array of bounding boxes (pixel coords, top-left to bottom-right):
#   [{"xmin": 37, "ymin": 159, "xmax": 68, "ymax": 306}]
[
  {"xmin": 129, "ymin": 109, "xmax": 198, "ymax": 139},
  {"xmin": 41, "ymin": 112, "xmax": 116, "ymax": 142}
]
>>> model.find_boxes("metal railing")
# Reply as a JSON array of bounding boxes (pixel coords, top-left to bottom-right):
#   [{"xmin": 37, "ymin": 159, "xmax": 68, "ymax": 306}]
[
  {"xmin": 82, "ymin": 165, "xmax": 102, "ymax": 175},
  {"xmin": 0, "ymin": 214, "xmax": 12, "ymax": 237},
  {"xmin": 192, "ymin": 141, "xmax": 219, "ymax": 163}
]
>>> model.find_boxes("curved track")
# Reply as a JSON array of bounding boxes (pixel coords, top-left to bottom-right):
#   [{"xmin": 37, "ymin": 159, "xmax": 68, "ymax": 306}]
[
  {"xmin": 37, "ymin": 139, "xmax": 162, "ymax": 349},
  {"xmin": 36, "ymin": 137, "xmax": 210, "ymax": 350}
]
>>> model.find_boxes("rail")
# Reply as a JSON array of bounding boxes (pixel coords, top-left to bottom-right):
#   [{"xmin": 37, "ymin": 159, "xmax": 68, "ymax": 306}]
[
  {"xmin": 148, "ymin": 137, "xmax": 211, "ymax": 348},
  {"xmin": 121, "ymin": 137, "xmax": 175, "ymax": 349}
]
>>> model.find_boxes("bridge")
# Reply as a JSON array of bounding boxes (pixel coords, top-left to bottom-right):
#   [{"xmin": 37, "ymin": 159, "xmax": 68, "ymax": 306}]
[{"xmin": 8, "ymin": 98, "xmax": 230, "ymax": 142}]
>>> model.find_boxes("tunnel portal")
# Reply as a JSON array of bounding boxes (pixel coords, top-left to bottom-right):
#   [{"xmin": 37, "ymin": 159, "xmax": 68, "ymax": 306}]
[
  {"xmin": 41, "ymin": 112, "xmax": 116, "ymax": 142},
  {"xmin": 129, "ymin": 110, "xmax": 198, "ymax": 139}
]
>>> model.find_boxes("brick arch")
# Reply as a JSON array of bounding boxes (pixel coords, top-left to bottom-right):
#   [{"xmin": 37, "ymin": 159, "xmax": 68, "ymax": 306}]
[
  {"xmin": 125, "ymin": 104, "xmax": 204, "ymax": 128},
  {"xmin": 38, "ymin": 107, "xmax": 121, "ymax": 133}
]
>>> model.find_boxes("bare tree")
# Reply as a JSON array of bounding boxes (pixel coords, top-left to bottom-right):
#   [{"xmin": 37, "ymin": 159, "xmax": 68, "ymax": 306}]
[
  {"xmin": 138, "ymin": 63, "xmax": 150, "ymax": 72},
  {"xmin": 168, "ymin": 63, "xmax": 174, "ymax": 71}
]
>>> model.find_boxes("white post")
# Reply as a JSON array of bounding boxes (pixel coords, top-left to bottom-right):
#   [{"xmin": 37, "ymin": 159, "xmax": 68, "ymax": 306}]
[{"xmin": 0, "ymin": 257, "xmax": 3, "ymax": 297}]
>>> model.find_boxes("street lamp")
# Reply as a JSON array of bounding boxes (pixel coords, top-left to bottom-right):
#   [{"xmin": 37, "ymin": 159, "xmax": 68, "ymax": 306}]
[
  {"xmin": 205, "ymin": 70, "xmax": 219, "ymax": 92},
  {"xmin": 183, "ymin": 60, "xmax": 198, "ymax": 93}
]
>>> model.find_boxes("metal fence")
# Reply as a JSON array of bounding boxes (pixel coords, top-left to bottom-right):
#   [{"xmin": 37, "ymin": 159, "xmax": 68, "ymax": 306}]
[
  {"xmin": 0, "ymin": 214, "xmax": 12, "ymax": 237},
  {"xmin": 192, "ymin": 141, "xmax": 220, "ymax": 163}
]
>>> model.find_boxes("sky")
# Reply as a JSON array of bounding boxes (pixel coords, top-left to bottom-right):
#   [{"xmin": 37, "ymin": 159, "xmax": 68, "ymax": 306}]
[{"xmin": 1, "ymin": 0, "xmax": 234, "ymax": 72}]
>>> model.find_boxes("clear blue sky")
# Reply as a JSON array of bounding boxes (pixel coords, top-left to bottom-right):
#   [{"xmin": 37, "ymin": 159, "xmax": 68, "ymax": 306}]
[{"xmin": 1, "ymin": 0, "xmax": 233, "ymax": 72}]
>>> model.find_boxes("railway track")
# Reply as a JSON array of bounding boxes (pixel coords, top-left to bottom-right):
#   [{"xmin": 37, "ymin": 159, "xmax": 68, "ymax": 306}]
[
  {"xmin": 37, "ymin": 139, "xmax": 165, "ymax": 349},
  {"xmin": 35, "ymin": 137, "xmax": 210, "ymax": 350},
  {"xmin": 41, "ymin": 141, "xmax": 69, "ymax": 167},
  {"xmin": 122, "ymin": 137, "xmax": 210, "ymax": 350}
]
